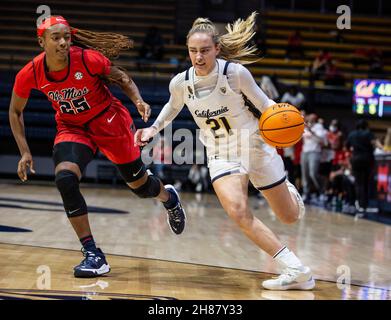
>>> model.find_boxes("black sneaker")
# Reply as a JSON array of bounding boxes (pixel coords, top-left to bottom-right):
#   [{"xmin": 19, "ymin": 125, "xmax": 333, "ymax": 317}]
[
  {"xmin": 164, "ymin": 184, "xmax": 186, "ymax": 235},
  {"xmin": 74, "ymin": 248, "xmax": 110, "ymax": 278}
]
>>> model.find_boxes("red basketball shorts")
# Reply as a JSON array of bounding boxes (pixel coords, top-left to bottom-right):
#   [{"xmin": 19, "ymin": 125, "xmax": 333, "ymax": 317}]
[{"xmin": 54, "ymin": 101, "xmax": 140, "ymax": 164}]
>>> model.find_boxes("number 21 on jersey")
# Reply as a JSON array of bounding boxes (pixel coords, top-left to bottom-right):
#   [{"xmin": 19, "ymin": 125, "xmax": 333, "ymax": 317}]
[{"xmin": 206, "ymin": 116, "xmax": 233, "ymax": 138}]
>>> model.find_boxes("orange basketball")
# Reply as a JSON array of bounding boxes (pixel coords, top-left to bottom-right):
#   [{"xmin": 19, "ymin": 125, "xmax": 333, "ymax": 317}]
[{"xmin": 259, "ymin": 103, "xmax": 304, "ymax": 148}]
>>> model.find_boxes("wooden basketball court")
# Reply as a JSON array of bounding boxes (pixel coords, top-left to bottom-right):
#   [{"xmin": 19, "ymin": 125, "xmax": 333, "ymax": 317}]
[{"xmin": 0, "ymin": 181, "xmax": 390, "ymax": 300}]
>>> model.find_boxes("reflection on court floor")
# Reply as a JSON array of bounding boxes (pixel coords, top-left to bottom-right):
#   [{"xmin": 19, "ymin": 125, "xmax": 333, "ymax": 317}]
[{"xmin": 0, "ymin": 182, "xmax": 390, "ymax": 300}]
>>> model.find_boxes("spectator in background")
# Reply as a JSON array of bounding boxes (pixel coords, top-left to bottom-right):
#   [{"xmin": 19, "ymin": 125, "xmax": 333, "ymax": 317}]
[
  {"xmin": 293, "ymin": 109, "xmax": 306, "ymax": 192},
  {"xmin": 351, "ymin": 48, "xmax": 369, "ymax": 68},
  {"xmin": 310, "ymin": 49, "xmax": 331, "ymax": 80},
  {"xmin": 324, "ymin": 60, "xmax": 345, "ymax": 86},
  {"xmin": 285, "ymin": 30, "xmax": 304, "ymax": 60},
  {"xmin": 317, "ymin": 117, "xmax": 326, "ymax": 127},
  {"xmin": 346, "ymin": 120, "xmax": 382, "ymax": 213},
  {"xmin": 326, "ymin": 147, "xmax": 356, "ymax": 214},
  {"xmin": 139, "ymin": 26, "xmax": 165, "ymax": 61},
  {"xmin": 329, "ymin": 29, "xmax": 345, "ymax": 43},
  {"xmin": 384, "ymin": 128, "xmax": 391, "ymax": 153},
  {"xmin": 301, "ymin": 113, "xmax": 327, "ymax": 203},
  {"xmin": 320, "ymin": 119, "xmax": 345, "ymax": 206},
  {"xmin": 351, "ymin": 47, "xmax": 382, "ymax": 69},
  {"xmin": 318, "ymin": 119, "xmax": 333, "ymax": 205},
  {"xmin": 259, "ymin": 75, "xmax": 279, "ymax": 101},
  {"xmin": 293, "ymin": 136, "xmax": 304, "ymax": 192},
  {"xmin": 281, "ymin": 85, "xmax": 305, "ymax": 109},
  {"xmin": 328, "ymin": 119, "xmax": 345, "ymax": 165}
]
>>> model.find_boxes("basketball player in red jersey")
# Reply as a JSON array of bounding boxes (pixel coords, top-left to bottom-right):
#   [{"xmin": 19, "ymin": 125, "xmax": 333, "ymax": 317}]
[{"xmin": 9, "ymin": 16, "xmax": 186, "ymax": 278}]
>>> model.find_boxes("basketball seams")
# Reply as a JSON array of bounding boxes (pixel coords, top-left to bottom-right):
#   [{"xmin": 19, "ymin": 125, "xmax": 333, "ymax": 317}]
[
  {"xmin": 261, "ymin": 122, "xmax": 304, "ymax": 131},
  {"xmin": 263, "ymin": 134, "xmax": 302, "ymax": 146},
  {"xmin": 259, "ymin": 109, "xmax": 302, "ymax": 131},
  {"xmin": 259, "ymin": 104, "xmax": 304, "ymax": 147}
]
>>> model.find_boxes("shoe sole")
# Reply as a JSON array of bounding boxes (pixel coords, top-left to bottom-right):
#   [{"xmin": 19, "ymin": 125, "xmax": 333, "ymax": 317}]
[
  {"xmin": 262, "ymin": 278, "xmax": 316, "ymax": 291},
  {"xmin": 74, "ymin": 264, "xmax": 111, "ymax": 278},
  {"xmin": 164, "ymin": 184, "xmax": 186, "ymax": 235}
]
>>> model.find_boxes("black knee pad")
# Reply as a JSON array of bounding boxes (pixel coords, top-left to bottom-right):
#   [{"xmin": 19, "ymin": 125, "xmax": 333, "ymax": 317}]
[
  {"xmin": 131, "ymin": 174, "xmax": 161, "ymax": 198},
  {"xmin": 116, "ymin": 157, "xmax": 147, "ymax": 183},
  {"xmin": 53, "ymin": 142, "xmax": 94, "ymax": 174},
  {"xmin": 55, "ymin": 170, "xmax": 87, "ymax": 217}
]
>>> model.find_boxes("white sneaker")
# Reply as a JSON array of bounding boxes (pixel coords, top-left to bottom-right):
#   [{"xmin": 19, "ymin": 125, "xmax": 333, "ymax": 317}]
[
  {"xmin": 262, "ymin": 266, "xmax": 315, "ymax": 290},
  {"xmin": 286, "ymin": 180, "xmax": 306, "ymax": 219}
]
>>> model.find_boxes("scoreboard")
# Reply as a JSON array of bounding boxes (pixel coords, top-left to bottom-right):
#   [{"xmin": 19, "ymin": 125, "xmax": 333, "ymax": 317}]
[{"xmin": 353, "ymin": 79, "xmax": 391, "ymax": 117}]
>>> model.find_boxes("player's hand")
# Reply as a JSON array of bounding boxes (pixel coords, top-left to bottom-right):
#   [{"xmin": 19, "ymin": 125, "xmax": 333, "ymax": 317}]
[
  {"xmin": 17, "ymin": 152, "xmax": 35, "ymax": 182},
  {"xmin": 135, "ymin": 99, "xmax": 151, "ymax": 122},
  {"xmin": 134, "ymin": 127, "xmax": 158, "ymax": 147}
]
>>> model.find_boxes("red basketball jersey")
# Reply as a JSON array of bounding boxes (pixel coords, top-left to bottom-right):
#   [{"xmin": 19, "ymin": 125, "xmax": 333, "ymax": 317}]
[{"xmin": 15, "ymin": 46, "xmax": 114, "ymax": 126}]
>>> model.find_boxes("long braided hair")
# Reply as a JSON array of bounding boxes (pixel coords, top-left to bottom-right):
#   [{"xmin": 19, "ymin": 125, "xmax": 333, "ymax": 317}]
[
  {"xmin": 69, "ymin": 27, "xmax": 134, "ymax": 85},
  {"xmin": 70, "ymin": 27, "xmax": 134, "ymax": 60}
]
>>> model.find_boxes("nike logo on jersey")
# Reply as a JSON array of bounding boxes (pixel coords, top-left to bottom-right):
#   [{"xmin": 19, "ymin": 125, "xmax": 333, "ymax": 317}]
[
  {"xmin": 41, "ymin": 84, "xmax": 51, "ymax": 89},
  {"xmin": 107, "ymin": 113, "xmax": 117, "ymax": 123}
]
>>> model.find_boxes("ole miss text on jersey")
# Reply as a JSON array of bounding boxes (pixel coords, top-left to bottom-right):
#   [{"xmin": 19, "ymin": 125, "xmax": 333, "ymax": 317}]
[{"xmin": 13, "ymin": 46, "xmax": 118, "ymax": 126}]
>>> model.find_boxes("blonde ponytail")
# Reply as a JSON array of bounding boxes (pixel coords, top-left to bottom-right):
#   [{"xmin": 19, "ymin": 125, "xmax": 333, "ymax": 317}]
[
  {"xmin": 186, "ymin": 12, "xmax": 260, "ymax": 65},
  {"xmin": 219, "ymin": 12, "xmax": 259, "ymax": 65}
]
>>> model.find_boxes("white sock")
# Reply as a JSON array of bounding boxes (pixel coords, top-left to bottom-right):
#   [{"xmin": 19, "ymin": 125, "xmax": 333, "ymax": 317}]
[{"xmin": 273, "ymin": 246, "xmax": 303, "ymax": 269}]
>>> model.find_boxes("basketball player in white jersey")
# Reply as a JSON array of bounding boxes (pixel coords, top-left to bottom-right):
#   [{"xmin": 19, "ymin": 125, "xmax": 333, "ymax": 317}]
[{"xmin": 135, "ymin": 12, "xmax": 315, "ymax": 291}]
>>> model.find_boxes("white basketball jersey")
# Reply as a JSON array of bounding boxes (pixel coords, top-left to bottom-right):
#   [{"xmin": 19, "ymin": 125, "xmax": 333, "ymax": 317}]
[{"xmin": 184, "ymin": 59, "xmax": 259, "ymax": 158}]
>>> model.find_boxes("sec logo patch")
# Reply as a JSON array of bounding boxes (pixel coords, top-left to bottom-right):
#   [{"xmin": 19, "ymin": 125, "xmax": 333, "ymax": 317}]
[{"xmin": 74, "ymin": 72, "xmax": 83, "ymax": 80}]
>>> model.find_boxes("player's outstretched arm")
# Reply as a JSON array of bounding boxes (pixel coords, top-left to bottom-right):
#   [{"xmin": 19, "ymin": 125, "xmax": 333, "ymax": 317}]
[
  {"xmin": 134, "ymin": 126, "xmax": 159, "ymax": 147},
  {"xmin": 134, "ymin": 74, "xmax": 185, "ymax": 147},
  {"xmin": 9, "ymin": 91, "xmax": 35, "ymax": 181},
  {"xmin": 107, "ymin": 66, "xmax": 151, "ymax": 122}
]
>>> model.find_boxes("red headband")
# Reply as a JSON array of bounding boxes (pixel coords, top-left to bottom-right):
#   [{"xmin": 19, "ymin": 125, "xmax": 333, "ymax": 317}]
[{"xmin": 37, "ymin": 16, "xmax": 77, "ymax": 37}]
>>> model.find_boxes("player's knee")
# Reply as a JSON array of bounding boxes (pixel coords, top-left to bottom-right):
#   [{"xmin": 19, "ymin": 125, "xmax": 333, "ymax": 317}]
[
  {"xmin": 280, "ymin": 209, "xmax": 299, "ymax": 224},
  {"xmin": 116, "ymin": 158, "xmax": 146, "ymax": 183},
  {"xmin": 227, "ymin": 202, "xmax": 251, "ymax": 226},
  {"xmin": 55, "ymin": 170, "xmax": 87, "ymax": 217},
  {"xmin": 55, "ymin": 170, "xmax": 78, "ymax": 193},
  {"xmin": 130, "ymin": 174, "xmax": 161, "ymax": 199}
]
